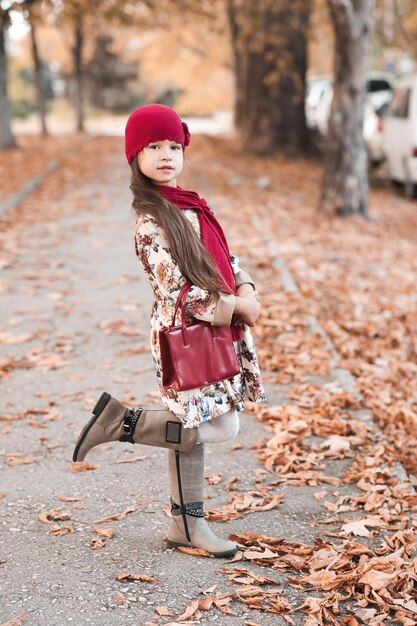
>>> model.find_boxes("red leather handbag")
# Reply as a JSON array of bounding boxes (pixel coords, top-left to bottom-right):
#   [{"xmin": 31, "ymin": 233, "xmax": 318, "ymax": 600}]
[{"xmin": 159, "ymin": 283, "xmax": 240, "ymax": 392}]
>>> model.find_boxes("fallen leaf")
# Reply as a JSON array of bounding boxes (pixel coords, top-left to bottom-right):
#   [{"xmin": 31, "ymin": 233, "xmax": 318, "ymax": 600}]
[
  {"xmin": 90, "ymin": 537, "xmax": 106, "ymax": 550},
  {"xmin": 175, "ymin": 598, "xmax": 200, "ymax": 621},
  {"xmin": 38, "ymin": 510, "xmax": 52, "ymax": 525},
  {"xmin": 225, "ymin": 476, "xmax": 240, "ymax": 491},
  {"xmin": 3, "ymin": 453, "xmax": 35, "ymax": 466},
  {"xmin": 0, "ymin": 612, "xmax": 29, "ymax": 626},
  {"xmin": 206, "ymin": 472, "xmax": 222, "ymax": 485},
  {"xmin": 45, "ymin": 508, "xmax": 71, "ymax": 522},
  {"xmin": 243, "ymin": 547, "xmax": 277, "ymax": 560},
  {"xmin": 49, "ymin": 524, "xmax": 74, "ymax": 536},
  {"xmin": 92, "ymin": 527, "xmax": 114, "ymax": 538},
  {"xmin": 155, "ymin": 606, "xmax": 175, "ymax": 616},
  {"xmin": 175, "ymin": 546, "xmax": 214, "ymax": 558},
  {"xmin": 0, "ymin": 331, "xmax": 35, "ymax": 345},
  {"xmin": 90, "ymin": 506, "xmax": 136, "ymax": 524},
  {"xmin": 341, "ymin": 516, "xmax": 385, "ymax": 537},
  {"xmin": 70, "ymin": 461, "xmax": 97, "ymax": 473},
  {"xmin": 321, "ymin": 435, "xmax": 351, "ymax": 452},
  {"xmin": 358, "ymin": 568, "xmax": 398, "ymax": 590},
  {"xmin": 114, "ymin": 455, "xmax": 147, "ymax": 464},
  {"xmin": 116, "ymin": 572, "xmax": 163, "ymax": 585}
]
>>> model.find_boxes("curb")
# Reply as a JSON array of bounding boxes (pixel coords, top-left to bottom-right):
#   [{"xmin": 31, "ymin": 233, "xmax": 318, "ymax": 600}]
[{"xmin": 0, "ymin": 135, "xmax": 96, "ymax": 215}]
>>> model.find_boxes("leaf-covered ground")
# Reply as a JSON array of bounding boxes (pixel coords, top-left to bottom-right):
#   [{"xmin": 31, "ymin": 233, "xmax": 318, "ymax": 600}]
[
  {"xmin": 1, "ymin": 133, "xmax": 417, "ymax": 626},
  {"xmin": 0, "ymin": 133, "xmax": 86, "ymax": 200}
]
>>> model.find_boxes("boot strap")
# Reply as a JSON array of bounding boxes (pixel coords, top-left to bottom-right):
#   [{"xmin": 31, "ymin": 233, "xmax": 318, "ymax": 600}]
[
  {"xmin": 119, "ymin": 408, "xmax": 142, "ymax": 443},
  {"xmin": 170, "ymin": 497, "xmax": 205, "ymax": 518}
]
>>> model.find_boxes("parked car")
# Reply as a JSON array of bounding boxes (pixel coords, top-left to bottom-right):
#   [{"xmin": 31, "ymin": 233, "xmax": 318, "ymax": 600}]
[
  {"xmin": 366, "ymin": 72, "xmax": 395, "ymax": 110},
  {"xmin": 308, "ymin": 71, "xmax": 395, "ymax": 137},
  {"xmin": 364, "ymin": 100, "xmax": 388, "ymax": 167},
  {"xmin": 382, "ymin": 73, "xmax": 417, "ymax": 198},
  {"xmin": 306, "ymin": 76, "xmax": 332, "ymax": 130}
]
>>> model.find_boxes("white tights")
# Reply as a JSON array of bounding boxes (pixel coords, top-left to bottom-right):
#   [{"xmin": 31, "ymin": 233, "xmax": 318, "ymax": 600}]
[{"xmin": 196, "ymin": 409, "xmax": 240, "ymax": 444}]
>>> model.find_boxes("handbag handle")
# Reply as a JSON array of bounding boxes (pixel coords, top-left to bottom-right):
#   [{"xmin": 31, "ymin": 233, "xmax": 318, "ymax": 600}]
[
  {"xmin": 170, "ymin": 282, "xmax": 220, "ymax": 347},
  {"xmin": 171, "ymin": 282, "xmax": 192, "ymax": 330}
]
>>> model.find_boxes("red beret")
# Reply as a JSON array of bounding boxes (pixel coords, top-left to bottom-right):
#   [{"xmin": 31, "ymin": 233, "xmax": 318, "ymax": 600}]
[{"xmin": 124, "ymin": 104, "xmax": 191, "ymax": 165}]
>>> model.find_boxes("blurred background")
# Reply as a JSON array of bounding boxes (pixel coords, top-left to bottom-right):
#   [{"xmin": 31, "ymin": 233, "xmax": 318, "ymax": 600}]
[{"xmin": 1, "ymin": 0, "xmax": 417, "ymax": 212}]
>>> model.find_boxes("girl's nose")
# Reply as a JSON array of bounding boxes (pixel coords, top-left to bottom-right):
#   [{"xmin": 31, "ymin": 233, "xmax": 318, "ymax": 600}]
[{"xmin": 161, "ymin": 148, "xmax": 172, "ymax": 160}]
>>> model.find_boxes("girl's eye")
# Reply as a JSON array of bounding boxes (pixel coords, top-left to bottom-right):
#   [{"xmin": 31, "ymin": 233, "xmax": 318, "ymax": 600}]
[{"xmin": 171, "ymin": 145, "xmax": 181, "ymax": 150}]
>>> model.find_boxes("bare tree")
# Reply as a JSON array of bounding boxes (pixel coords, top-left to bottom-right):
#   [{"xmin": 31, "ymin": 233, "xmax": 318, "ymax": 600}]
[
  {"xmin": 0, "ymin": 6, "xmax": 15, "ymax": 149},
  {"xmin": 20, "ymin": 0, "xmax": 49, "ymax": 134},
  {"xmin": 320, "ymin": 0, "xmax": 375, "ymax": 216}
]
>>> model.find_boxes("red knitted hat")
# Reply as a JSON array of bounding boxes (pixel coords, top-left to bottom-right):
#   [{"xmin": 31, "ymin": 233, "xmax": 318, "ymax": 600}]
[{"xmin": 124, "ymin": 104, "xmax": 191, "ymax": 165}]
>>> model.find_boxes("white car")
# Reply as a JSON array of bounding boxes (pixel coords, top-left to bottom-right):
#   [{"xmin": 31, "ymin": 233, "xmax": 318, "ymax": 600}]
[
  {"xmin": 364, "ymin": 99, "xmax": 388, "ymax": 166},
  {"xmin": 382, "ymin": 73, "xmax": 417, "ymax": 198},
  {"xmin": 308, "ymin": 72, "xmax": 395, "ymax": 137},
  {"xmin": 366, "ymin": 72, "xmax": 395, "ymax": 110},
  {"xmin": 306, "ymin": 76, "xmax": 332, "ymax": 130}
]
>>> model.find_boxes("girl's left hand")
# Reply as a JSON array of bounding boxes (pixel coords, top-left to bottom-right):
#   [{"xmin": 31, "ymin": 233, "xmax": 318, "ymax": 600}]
[{"xmin": 236, "ymin": 284, "xmax": 259, "ymax": 299}]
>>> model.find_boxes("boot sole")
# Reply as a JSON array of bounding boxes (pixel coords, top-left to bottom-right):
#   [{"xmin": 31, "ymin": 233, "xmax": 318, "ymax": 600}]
[
  {"xmin": 72, "ymin": 392, "xmax": 112, "ymax": 462},
  {"xmin": 165, "ymin": 539, "xmax": 238, "ymax": 558}
]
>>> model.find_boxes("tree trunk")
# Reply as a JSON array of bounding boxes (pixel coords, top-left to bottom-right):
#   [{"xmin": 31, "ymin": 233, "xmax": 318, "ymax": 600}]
[
  {"xmin": 227, "ymin": 0, "xmax": 312, "ymax": 156},
  {"xmin": 0, "ymin": 10, "xmax": 15, "ymax": 150},
  {"xmin": 29, "ymin": 13, "xmax": 48, "ymax": 136},
  {"xmin": 73, "ymin": 20, "xmax": 84, "ymax": 132},
  {"xmin": 320, "ymin": 0, "xmax": 374, "ymax": 216}
]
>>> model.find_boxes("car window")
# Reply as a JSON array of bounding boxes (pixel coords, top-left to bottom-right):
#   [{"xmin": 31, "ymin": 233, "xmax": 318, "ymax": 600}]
[
  {"xmin": 386, "ymin": 88, "xmax": 410, "ymax": 118},
  {"xmin": 367, "ymin": 79, "xmax": 392, "ymax": 92}
]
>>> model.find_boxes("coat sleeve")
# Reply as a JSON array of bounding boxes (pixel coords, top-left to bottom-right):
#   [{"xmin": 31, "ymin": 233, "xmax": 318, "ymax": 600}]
[
  {"xmin": 230, "ymin": 253, "xmax": 256, "ymax": 290},
  {"xmin": 135, "ymin": 216, "xmax": 235, "ymax": 325}
]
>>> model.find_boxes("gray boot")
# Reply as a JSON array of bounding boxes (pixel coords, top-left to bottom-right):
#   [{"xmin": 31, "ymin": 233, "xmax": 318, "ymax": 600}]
[
  {"xmin": 166, "ymin": 445, "xmax": 238, "ymax": 558},
  {"xmin": 73, "ymin": 392, "xmax": 197, "ymax": 462}
]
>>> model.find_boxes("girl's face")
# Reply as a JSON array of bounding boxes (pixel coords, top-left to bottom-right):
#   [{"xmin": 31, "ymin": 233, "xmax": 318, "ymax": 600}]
[{"xmin": 137, "ymin": 139, "xmax": 184, "ymax": 187}]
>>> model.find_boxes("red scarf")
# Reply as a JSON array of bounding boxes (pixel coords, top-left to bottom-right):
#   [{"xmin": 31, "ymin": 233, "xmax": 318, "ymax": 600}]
[{"xmin": 157, "ymin": 184, "xmax": 242, "ymax": 340}]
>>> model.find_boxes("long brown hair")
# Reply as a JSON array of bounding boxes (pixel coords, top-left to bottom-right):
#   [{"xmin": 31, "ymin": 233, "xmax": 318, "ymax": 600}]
[{"xmin": 129, "ymin": 157, "xmax": 233, "ymax": 297}]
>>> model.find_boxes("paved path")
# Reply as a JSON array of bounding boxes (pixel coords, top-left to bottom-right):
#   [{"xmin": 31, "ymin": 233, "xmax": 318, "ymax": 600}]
[{"xmin": 0, "ymin": 143, "xmax": 414, "ymax": 626}]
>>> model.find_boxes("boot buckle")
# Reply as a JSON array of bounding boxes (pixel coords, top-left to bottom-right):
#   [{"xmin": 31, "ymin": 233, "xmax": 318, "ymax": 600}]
[{"xmin": 121, "ymin": 408, "xmax": 142, "ymax": 443}]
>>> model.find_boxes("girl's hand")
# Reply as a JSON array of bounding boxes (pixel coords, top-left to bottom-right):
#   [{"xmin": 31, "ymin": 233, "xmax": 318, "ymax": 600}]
[
  {"xmin": 236, "ymin": 283, "xmax": 257, "ymax": 298},
  {"xmin": 233, "ymin": 295, "xmax": 262, "ymax": 327}
]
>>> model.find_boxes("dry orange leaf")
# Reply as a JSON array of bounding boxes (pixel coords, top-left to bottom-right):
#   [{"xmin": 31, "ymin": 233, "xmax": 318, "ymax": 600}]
[
  {"xmin": 92, "ymin": 527, "xmax": 114, "ymax": 538},
  {"xmin": 114, "ymin": 455, "xmax": 147, "ymax": 464},
  {"xmin": 70, "ymin": 461, "xmax": 97, "ymax": 473},
  {"xmin": 44, "ymin": 508, "xmax": 71, "ymax": 522},
  {"xmin": 175, "ymin": 598, "xmax": 200, "ymax": 622},
  {"xmin": 4, "ymin": 453, "xmax": 35, "ymax": 466},
  {"xmin": 175, "ymin": 546, "xmax": 214, "ymax": 558},
  {"xmin": 90, "ymin": 506, "xmax": 136, "ymax": 524},
  {"xmin": 0, "ymin": 611, "xmax": 29, "ymax": 626},
  {"xmin": 38, "ymin": 510, "xmax": 52, "ymax": 525},
  {"xmin": 358, "ymin": 569, "xmax": 398, "ymax": 591},
  {"xmin": 155, "ymin": 606, "xmax": 175, "ymax": 616},
  {"xmin": 341, "ymin": 516, "xmax": 385, "ymax": 537},
  {"xmin": 116, "ymin": 572, "xmax": 163, "ymax": 585},
  {"xmin": 49, "ymin": 524, "xmax": 74, "ymax": 536},
  {"xmin": 206, "ymin": 472, "xmax": 222, "ymax": 485},
  {"xmin": 90, "ymin": 537, "xmax": 106, "ymax": 550}
]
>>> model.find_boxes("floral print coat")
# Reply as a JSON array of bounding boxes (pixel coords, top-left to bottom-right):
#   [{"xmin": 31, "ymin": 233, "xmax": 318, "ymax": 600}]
[{"xmin": 134, "ymin": 210, "xmax": 266, "ymax": 429}]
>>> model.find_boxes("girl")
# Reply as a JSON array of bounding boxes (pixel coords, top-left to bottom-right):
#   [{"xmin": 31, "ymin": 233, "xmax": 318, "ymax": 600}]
[{"xmin": 74, "ymin": 104, "xmax": 266, "ymax": 558}]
